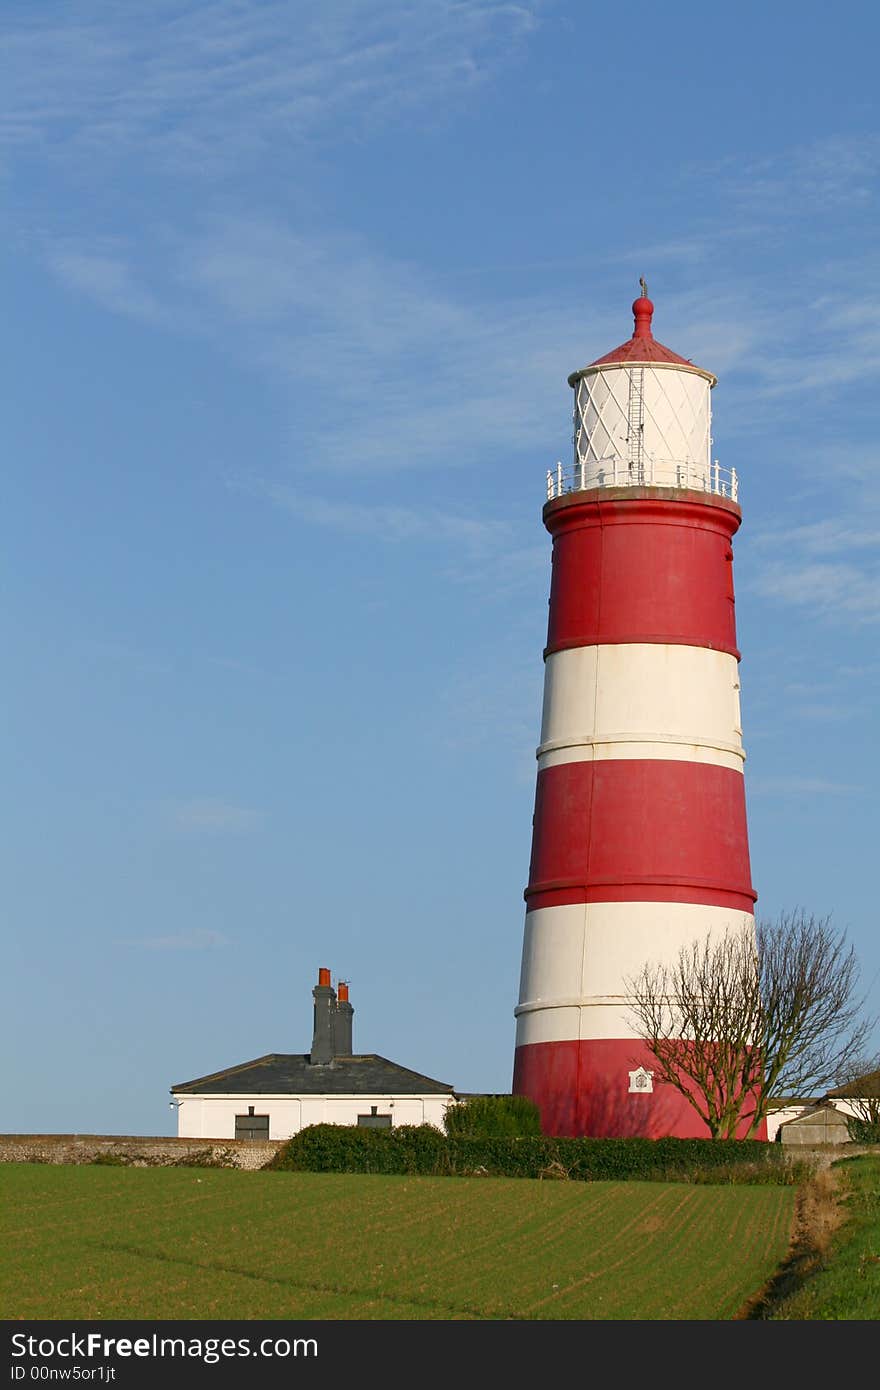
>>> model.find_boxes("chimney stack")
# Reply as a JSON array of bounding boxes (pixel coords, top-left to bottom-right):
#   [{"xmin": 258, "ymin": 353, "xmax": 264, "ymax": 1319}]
[
  {"xmin": 310, "ymin": 966, "xmax": 336, "ymax": 1064},
  {"xmin": 334, "ymin": 981, "xmax": 353, "ymax": 1057}
]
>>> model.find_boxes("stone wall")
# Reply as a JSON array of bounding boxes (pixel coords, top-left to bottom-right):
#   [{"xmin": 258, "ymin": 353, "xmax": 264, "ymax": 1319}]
[{"xmin": 0, "ymin": 1134, "xmax": 282, "ymax": 1171}]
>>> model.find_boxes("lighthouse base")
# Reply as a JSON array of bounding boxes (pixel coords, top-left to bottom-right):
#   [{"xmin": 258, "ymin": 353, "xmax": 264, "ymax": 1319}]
[{"xmin": 513, "ymin": 1039, "xmax": 767, "ymax": 1140}]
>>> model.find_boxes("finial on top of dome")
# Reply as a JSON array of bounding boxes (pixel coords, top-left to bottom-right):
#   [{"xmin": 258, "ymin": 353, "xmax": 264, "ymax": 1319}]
[{"xmin": 632, "ymin": 277, "xmax": 654, "ymax": 338}]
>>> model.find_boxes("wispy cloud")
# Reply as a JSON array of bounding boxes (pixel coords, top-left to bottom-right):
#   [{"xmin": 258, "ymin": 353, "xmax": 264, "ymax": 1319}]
[
  {"xmin": 443, "ymin": 541, "xmax": 549, "ymax": 598},
  {"xmin": 705, "ymin": 282, "xmax": 880, "ymax": 401},
  {"xmin": 38, "ymin": 214, "xmax": 588, "ymax": 475},
  {"xmin": 46, "ymin": 243, "xmax": 173, "ymax": 326},
  {"xmin": 787, "ymin": 702, "xmax": 866, "ymax": 723},
  {"xmin": 748, "ymin": 347, "xmax": 880, "ymax": 398},
  {"xmin": 697, "ymin": 134, "xmax": 880, "ymax": 216},
  {"xmin": 230, "ymin": 473, "xmax": 514, "ymax": 553},
  {"xmin": 622, "ymin": 138, "xmax": 880, "ymax": 404},
  {"xmin": 182, "ymin": 215, "xmax": 591, "ymax": 472},
  {"xmin": 22, "ymin": 89, "xmax": 880, "ymax": 488},
  {"xmin": 753, "ymin": 520, "xmax": 880, "ymax": 555},
  {"xmin": 168, "ymin": 798, "xmax": 262, "ymax": 833},
  {"xmin": 748, "ymin": 507, "xmax": 880, "ymax": 626},
  {"xmin": 752, "ymin": 560, "xmax": 880, "ymax": 623},
  {"xmin": 1, "ymin": 2, "xmax": 540, "ymax": 173},
  {"xmin": 33, "ymin": 213, "xmax": 880, "ymax": 500}
]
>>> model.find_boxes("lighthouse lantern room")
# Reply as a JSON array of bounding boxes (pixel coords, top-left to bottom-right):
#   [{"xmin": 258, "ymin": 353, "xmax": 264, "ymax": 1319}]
[{"xmin": 513, "ymin": 284, "xmax": 761, "ymax": 1139}]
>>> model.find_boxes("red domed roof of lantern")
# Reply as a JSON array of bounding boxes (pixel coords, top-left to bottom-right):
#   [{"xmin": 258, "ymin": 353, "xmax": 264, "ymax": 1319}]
[{"xmin": 569, "ymin": 283, "xmax": 715, "ymax": 384}]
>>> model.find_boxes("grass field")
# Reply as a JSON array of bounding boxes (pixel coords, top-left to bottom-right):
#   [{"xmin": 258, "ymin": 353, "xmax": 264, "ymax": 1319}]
[
  {"xmin": 765, "ymin": 1154, "xmax": 880, "ymax": 1320},
  {"xmin": 1, "ymin": 1163, "xmax": 796, "ymax": 1321}
]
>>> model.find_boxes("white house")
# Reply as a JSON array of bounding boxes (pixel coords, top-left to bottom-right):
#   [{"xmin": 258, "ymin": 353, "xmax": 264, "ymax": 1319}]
[{"xmin": 170, "ymin": 968, "xmax": 458, "ymax": 1141}]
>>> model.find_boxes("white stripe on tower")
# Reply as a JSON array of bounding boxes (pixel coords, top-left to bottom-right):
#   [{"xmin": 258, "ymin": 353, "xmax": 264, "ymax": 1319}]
[{"xmin": 538, "ymin": 644, "xmax": 744, "ymax": 771}]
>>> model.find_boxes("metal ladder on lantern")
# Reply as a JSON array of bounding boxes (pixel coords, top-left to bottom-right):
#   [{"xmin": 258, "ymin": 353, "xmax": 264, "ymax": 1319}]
[{"xmin": 626, "ymin": 367, "xmax": 645, "ymax": 484}]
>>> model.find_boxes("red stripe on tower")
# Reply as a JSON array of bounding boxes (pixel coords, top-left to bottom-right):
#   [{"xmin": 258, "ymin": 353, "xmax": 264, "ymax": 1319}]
[{"xmin": 513, "ymin": 286, "xmax": 765, "ymax": 1139}]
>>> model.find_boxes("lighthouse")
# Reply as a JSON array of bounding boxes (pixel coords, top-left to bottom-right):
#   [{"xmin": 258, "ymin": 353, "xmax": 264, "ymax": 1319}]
[{"xmin": 512, "ymin": 284, "xmax": 760, "ymax": 1139}]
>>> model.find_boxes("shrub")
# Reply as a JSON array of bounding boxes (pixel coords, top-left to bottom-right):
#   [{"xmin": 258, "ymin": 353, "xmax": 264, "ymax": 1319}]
[
  {"xmin": 443, "ymin": 1094, "xmax": 543, "ymax": 1138},
  {"xmin": 265, "ymin": 1124, "xmax": 449, "ymax": 1175},
  {"xmin": 846, "ymin": 1116, "xmax": 880, "ymax": 1144}
]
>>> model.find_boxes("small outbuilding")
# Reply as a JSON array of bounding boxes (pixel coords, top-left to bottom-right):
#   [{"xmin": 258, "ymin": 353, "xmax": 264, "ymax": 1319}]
[
  {"xmin": 777, "ymin": 1102, "xmax": 853, "ymax": 1148},
  {"xmin": 773, "ymin": 1066, "xmax": 880, "ymax": 1147},
  {"xmin": 170, "ymin": 968, "xmax": 457, "ymax": 1141}
]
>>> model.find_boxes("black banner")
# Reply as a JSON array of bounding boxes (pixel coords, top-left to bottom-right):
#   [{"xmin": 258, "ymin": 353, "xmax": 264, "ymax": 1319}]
[{"xmin": 2, "ymin": 1318, "xmax": 864, "ymax": 1385}]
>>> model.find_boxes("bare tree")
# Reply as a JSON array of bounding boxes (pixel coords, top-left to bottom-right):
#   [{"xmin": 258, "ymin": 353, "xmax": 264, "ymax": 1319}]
[
  {"xmin": 626, "ymin": 922, "xmax": 763, "ymax": 1139},
  {"xmin": 626, "ymin": 910, "xmax": 876, "ymax": 1140}
]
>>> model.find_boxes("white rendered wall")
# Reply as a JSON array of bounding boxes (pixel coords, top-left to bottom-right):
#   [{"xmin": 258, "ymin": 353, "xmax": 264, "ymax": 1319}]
[
  {"xmin": 575, "ymin": 363, "xmax": 712, "ymax": 481},
  {"xmin": 538, "ymin": 644, "xmax": 744, "ymax": 771},
  {"xmin": 765, "ymin": 1106, "xmax": 813, "ymax": 1142},
  {"xmin": 515, "ymin": 901, "xmax": 756, "ymax": 1048},
  {"xmin": 173, "ymin": 1093, "xmax": 455, "ymax": 1140}
]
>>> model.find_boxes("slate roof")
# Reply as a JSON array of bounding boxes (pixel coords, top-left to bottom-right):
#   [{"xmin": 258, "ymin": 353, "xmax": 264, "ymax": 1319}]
[
  {"xmin": 171, "ymin": 1053, "xmax": 455, "ymax": 1097},
  {"xmin": 825, "ymin": 1068, "xmax": 880, "ymax": 1100},
  {"xmin": 766, "ymin": 1096, "xmax": 820, "ymax": 1110}
]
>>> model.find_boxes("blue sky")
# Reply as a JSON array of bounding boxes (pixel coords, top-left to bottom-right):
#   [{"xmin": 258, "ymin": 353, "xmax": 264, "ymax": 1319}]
[{"xmin": 3, "ymin": 1, "xmax": 879, "ymax": 1136}]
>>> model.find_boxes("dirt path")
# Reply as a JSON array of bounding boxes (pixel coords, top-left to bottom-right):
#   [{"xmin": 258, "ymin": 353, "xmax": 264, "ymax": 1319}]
[{"xmin": 736, "ymin": 1156, "xmax": 850, "ymax": 1318}]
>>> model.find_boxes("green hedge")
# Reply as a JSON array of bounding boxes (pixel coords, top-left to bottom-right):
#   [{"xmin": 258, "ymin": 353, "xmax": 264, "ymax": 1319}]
[
  {"xmin": 264, "ymin": 1124, "xmax": 794, "ymax": 1183},
  {"xmin": 443, "ymin": 1094, "xmax": 543, "ymax": 1138}
]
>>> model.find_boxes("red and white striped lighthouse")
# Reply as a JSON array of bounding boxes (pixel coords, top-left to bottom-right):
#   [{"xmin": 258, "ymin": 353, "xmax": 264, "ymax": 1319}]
[{"xmin": 512, "ymin": 284, "xmax": 762, "ymax": 1139}]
